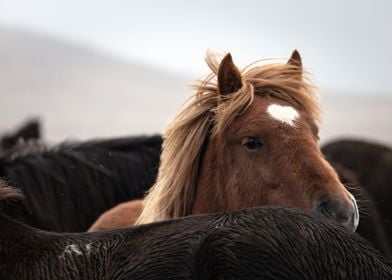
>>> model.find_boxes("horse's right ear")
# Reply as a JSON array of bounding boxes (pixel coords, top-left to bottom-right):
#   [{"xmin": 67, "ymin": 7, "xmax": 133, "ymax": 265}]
[
  {"xmin": 287, "ymin": 49, "xmax": 302, "ymax": 67},
  {"xmin": 218, "ymin": 53, "xmax": 243, "ymax": 95},
  {"xmin": 287, "ymin": 50, "xmax": 303, "ymax": 77}
]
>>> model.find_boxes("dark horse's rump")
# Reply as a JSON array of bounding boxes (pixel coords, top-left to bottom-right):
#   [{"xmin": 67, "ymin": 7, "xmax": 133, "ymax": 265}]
[
  {"xmin": 0, "ymin": 181, "xmax": 391, "ymax": 280},
  {"xmin": 0, "ymin": 135, "xmax": 162, "ymax": 232},
  {"xmin": 322, "ymin": 139, "xmax": 392, "ymax": 259}
]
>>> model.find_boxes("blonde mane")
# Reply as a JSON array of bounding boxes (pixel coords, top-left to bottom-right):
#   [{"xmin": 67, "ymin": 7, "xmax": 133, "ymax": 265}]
[{"xmin": 136, "ymin": 52, "xmax": 319, "ymax": 225}]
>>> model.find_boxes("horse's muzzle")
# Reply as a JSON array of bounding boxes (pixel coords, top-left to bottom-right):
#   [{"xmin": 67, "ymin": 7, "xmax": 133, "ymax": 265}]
[{"xmin": 315, "ymin": 192, "xmax": 359, "ymax": 232}]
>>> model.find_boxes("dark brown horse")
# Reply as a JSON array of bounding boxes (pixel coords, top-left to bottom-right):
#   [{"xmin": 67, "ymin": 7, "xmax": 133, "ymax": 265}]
[
  {"xmin": 322, "ymin": 139, "xmax": 392, "ymax": 259},
  {"xmin": 89, "ymin": 50, "xmax": 358, "ymax": 232},
  {"xmin": 0, "ymin": 135, "xmax": 162, "ymax": 232},
  {"xmin": 0, "ymin": 181, "xmax": 390, "ymax": 280}
]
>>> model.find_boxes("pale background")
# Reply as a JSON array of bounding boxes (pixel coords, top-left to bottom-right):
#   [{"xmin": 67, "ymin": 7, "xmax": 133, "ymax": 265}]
[{"xmin": 0, "ymin": 0, "xmax": 391, "ymax": 144}]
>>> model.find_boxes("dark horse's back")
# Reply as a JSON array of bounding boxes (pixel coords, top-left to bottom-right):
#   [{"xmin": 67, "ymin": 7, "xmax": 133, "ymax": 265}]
[{"xmin": 0, "ymin": 135, "xmax": 162, "ymax": 232}]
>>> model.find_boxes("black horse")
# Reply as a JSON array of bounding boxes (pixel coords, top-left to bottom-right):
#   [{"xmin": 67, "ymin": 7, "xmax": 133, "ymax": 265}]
[
  {"xmin": 0, "ymin": 135, "xmax": 162, "ymax": 232},
  {"xmin": 322, "ymin": 139, "xmax": 392, "ymax": 259},
  {"xmin": 1, "ymin": 181, "xmax": 391, "ymax": 280}
]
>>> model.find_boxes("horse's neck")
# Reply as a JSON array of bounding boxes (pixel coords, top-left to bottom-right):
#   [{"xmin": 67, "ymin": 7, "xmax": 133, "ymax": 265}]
[{"xmin": 192, "ymin": 138, "xmax": 226, "ymax": 214}]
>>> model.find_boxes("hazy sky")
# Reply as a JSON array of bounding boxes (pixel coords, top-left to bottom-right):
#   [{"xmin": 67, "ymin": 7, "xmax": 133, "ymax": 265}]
[{"xmin": 0, "ymin": 0, "xmax": 391, "ymax": 94}]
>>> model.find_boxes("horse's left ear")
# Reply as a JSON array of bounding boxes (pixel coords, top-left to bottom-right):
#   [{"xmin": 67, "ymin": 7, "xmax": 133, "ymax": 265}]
[{"xmin": 218, "ymin": 53, "xmax": 243, "ymax": 95}]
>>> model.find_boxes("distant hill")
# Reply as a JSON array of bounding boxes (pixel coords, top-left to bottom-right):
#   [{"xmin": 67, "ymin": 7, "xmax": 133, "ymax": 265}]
[
  {"xmin": 0, "ymin": 27, "xmax": 391, "ymax": 145},
  {"xmin": 0, "ymin": 27, "xmax": 190, "ymax": 141}
]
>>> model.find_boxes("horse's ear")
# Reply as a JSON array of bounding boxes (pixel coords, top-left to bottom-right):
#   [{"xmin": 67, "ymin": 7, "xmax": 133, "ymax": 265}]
[
  {"xmin": 218, "ymin": 53, "xmax": 243, "ymax": 95},
  {"xmin": 287, "ymin": 50, "xmax": 303, "ymax": 77},
  {"xmin": 287, "ymin": 49, "xmax": 302, "ymax": 68}
]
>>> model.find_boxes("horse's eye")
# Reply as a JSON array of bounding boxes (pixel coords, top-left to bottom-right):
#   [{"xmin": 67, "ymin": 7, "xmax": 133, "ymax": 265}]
[{"xmin": 242, "ymin": 137, "xmax": 263, "ymax": 151}]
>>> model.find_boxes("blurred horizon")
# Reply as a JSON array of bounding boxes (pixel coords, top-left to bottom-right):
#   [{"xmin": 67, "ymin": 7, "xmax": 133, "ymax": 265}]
[
  {"xmin": 0, "ymin": 1, "xmax": 391, "ymax": 144},
  {"xmin": 0, "ymin": 0, "xmax": 391, "ymax": 94}
]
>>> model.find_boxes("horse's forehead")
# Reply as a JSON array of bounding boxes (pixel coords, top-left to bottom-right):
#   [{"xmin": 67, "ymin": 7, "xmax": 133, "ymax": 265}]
[
  {"xmin": 266, "ymin": 104, "xmax": 299, "ymax": 127},
  {"xmin": 247, "ymin": 97, "xmax": 319, "ymax": 138},
  {"xmin": 227, "ymin": 97, "xmax": 318, "ymax": 138},
  {"xmin": 249, "ymin": 98, "xmax": 303, "ymax": 126}
]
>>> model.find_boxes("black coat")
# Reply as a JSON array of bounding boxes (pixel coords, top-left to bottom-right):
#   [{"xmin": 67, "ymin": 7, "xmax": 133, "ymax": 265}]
[{"xmin": 1, "ymin": 200, "xmax": 391, "ymax": 279}]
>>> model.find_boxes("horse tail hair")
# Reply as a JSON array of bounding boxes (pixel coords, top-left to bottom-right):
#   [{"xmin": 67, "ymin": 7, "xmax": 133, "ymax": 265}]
[{"xmin": 0, "ymin": 180, "xmax": 24, "ymax": 211}]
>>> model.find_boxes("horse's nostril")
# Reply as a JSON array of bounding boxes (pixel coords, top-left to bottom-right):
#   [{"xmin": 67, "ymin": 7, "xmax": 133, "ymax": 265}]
[
  {"xmin": 315, "ymin": 195, "xmax": 359, "ymax": 232},
  {"xmin": 315, "ymin": 198, "xmax": 335, "ymax": 218}
]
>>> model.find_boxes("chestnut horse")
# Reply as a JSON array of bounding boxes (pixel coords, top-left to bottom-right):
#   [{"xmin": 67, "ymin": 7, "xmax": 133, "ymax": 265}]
[{"xmin": 89, "ymin": 50, "xmax": 359, "ymax": 232}]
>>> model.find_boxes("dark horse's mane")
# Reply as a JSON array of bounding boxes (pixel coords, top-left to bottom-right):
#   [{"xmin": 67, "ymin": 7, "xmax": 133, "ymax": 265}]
[
  {"xmin": 0, "ymin": 180, "xmax": 391, "ymax": 279},
  {"xmin": 0, "ymin": 135, "xmax": 162, "ymax": 232}
]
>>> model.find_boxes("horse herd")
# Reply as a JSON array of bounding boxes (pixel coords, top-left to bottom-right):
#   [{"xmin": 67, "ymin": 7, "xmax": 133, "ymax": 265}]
[{"xmin": 0, "ymin": 51, "xmax": 391, "ymax": 279}]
